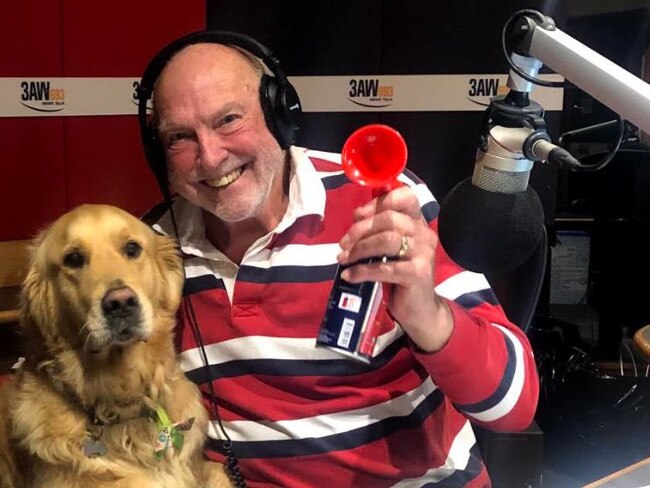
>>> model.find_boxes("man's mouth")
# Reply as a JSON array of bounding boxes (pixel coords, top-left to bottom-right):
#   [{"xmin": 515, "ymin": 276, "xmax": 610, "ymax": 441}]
[{"xmin": 204, "ymin": 166, "xmax": 244, "ymax": 188}]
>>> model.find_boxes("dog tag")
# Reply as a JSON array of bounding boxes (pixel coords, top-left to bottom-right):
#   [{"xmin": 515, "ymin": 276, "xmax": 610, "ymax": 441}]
[{"xmin": 83, "ymin": 437, "xmax": 107, "ymax": 458}]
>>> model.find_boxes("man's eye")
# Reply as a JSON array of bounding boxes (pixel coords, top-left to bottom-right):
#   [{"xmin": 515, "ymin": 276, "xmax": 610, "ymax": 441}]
[
  {"xmin": 165, "ymin": 131, "xmax": 193, "ymax": 148},
  {"xmin": 167, "ymin": 132, "xmax": 192, "ymax": 147},
  {"xmin": 220, "ymin": 114, "xmax": 241, "ymax": 127}
]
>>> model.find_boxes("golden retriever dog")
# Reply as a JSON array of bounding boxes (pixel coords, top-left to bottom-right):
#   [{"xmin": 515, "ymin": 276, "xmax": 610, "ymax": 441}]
[{"xmin": 0, "ymin": 204, "xmax": 230, "ymax": 488}]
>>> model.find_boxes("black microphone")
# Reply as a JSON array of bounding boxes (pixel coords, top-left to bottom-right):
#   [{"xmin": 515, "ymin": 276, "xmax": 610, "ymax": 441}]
[
  {"xmin": 438, "ymin": 178, "xmax": 544, "ymax": 274},
  {"xmin": 438, "ymin": 91, "xmax": 546, "ymax": 275}
]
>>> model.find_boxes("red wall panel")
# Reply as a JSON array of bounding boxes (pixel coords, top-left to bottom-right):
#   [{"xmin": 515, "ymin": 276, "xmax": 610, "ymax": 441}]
[
  {"xmin": 0, "ymin": 0, "xmax": 205, "ymax": 240},
  {"xmin": 62, "ymin": 0, "xmax": 206, "ymax": 76},
  {"xmin": 0, "ymin": 1, "xmax": 63, "ymax": 75},
  {"xmin": 63, "ymin": 117, "xmax": 160, "ymax": 217},
  {"xmin": 0, "ymin": 0, "xmax": 66, "ymax": 240},
  {"xmin": 0, "ymin": 118, "xmax": 67, "ymax": 240},
  {"xmin": 61, "ymin": 1, "xmax": 205, "ymax": 220}
]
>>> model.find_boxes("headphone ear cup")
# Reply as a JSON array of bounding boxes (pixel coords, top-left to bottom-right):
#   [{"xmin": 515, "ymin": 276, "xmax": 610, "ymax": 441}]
[
  {"xmin": 259, "ymin": 74, "xmax": 285, "ymax": 148},
  {"xmin": 279, "ymin": 82, "xmax": 301, "ymax": 137},
  {"xmin": 259, "ymin": 74, "xmax": 300, "ymax": 149}
]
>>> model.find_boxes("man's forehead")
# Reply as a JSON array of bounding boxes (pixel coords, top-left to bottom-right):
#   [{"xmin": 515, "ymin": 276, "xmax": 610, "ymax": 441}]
[
  {"xmin": 162, "ymin": 43, "xmax": 257, "ymax": 80},
  {"xmin": 152, "ymin": 45, "xmax": 261, "ymax": 127}
]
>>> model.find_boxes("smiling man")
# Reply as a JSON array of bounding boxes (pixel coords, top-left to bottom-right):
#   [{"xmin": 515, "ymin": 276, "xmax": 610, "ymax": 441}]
[{"xmin": 142, "ymin": 32, "xmax": 539, "ymax": 488}]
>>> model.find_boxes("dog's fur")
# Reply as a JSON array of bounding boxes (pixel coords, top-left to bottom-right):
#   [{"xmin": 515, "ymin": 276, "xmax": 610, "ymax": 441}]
[{"xmin": 0, "ymin": 204, "xmax": 230, "ymax": 488}]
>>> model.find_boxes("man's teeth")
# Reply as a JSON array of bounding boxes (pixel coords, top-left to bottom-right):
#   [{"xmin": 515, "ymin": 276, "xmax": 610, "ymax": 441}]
[{"xmin": 206, "ymin": 167, "xmax": 243, "ymax": 188}]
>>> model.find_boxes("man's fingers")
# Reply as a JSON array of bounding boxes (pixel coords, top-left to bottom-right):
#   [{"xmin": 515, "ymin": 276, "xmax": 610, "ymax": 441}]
[
  {"xmin": 340, "ymin": 258, "xmax": 419, "ymax": 286},
  {"xmin": 339, "ymin": 230, "xmax": 408, "ymax": 264},
  {"xmin": 339, "ymin": 210, "xmax": 414, "ymax": 252},
  {"xmin": 354, "ymin": 187, "xmax": 423, "ymax": 221}
]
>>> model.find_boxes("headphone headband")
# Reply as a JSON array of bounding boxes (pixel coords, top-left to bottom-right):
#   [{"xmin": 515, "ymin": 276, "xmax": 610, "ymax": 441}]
[{"xmin": 138, "ymin": 31, "xmax": 287, "ymax": 100}]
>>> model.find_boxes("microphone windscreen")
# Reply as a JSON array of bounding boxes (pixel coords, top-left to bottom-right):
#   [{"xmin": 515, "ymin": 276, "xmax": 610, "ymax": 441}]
[{"xmin": 438, "ymin": 178, "xmax": 545, "ymax": 274}]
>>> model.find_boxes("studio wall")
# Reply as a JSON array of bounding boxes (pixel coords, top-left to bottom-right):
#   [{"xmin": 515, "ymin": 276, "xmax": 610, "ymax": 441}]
[
  {"xmin": 0, "ymin": 0, "xmax": 205, "ymax": 240},
  {"xmin": 207, "ymin": 0, "xmax": 564, "ymax": 225},
  {"xmin": 1, "ymin": 0, "xmax": 565, "ymax": 241}
]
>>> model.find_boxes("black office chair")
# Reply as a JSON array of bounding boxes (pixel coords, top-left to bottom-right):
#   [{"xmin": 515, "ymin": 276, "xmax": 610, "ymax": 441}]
[
  {"xmin": 474, "ymin": 226, "xmax": 548, "ymax": 488},
  {"xmin": 485, "ymin": 225, "xmax": 549, "ymax": 332}
]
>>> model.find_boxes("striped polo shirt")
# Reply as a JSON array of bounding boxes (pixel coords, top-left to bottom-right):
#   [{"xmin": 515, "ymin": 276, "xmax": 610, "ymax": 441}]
[{"xmin": 153, "ymin": 146, "xmax": 539, "ymax": 488}]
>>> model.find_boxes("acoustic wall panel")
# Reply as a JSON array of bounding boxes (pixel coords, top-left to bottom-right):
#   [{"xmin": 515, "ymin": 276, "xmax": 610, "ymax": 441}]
[
  {"xmin": 207, "ymin": 0, "xmax": 563, "ymax": 224},
  {"xmin": 207, "ymin": 0, "xmax": 385, "ymax": 152},
  {"xmin": 0, "ymin": 0, "xmax": 66, "ymax": 240},
  {"xmin": 0, "ymin": 0, "xmax": 205, "ymax": 240},
  {"xmin": 61, "ymin": 0, "xmax": 205, "ymax": 218}
]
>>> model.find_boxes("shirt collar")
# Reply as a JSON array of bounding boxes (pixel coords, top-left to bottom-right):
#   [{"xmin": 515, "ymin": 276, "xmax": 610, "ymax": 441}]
[{"xmin": 153, "ymin": 146, "xmax": 326, "ymax": 260}]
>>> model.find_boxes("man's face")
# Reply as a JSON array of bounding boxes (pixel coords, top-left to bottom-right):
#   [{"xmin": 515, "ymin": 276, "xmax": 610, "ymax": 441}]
[{"xmin": 153, "ymin": 44, "xmax": 285, "ymax": 223}]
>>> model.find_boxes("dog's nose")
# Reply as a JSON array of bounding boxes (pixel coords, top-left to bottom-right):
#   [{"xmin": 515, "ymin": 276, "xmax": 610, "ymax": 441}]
[{"xmin": 101, "ymin": 286, "xmax": 140, "ymax": 319}]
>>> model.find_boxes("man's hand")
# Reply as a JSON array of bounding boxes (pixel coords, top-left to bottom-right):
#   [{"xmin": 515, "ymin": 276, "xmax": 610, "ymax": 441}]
[{"xmin": 337, "ymin": 186, "xmax": 454, "ymax": 353}]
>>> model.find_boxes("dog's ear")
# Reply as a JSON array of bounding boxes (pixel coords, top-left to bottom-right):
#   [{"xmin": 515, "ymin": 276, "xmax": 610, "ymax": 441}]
[
  {"xmin": 154, "ymin": 233, "xmax": 184, "ymax": 312},
  {"xmin": 20, "ymin": 227, "xmax": 62, "ymax": 356}
]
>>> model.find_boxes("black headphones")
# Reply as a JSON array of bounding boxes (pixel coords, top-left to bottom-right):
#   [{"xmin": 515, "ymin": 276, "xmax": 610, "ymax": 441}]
[{"xmin": 137, "ymin": 30, "xmax": 302, "ymax": 194}]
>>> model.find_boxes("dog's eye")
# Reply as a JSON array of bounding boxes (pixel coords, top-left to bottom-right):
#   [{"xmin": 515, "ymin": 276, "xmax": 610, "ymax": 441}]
[
  {"xmin": 124, "ymin": 240, "xmax": 142, "ymax": 259},
  {"xmin": 63, "ymin": 250, "xmax": 86, "ymax": 268}
]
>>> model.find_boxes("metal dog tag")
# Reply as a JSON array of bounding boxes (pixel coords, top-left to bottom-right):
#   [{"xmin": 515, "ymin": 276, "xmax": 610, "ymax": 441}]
[{"xmin": 83, "ymin": 437, "xmax": 107, "ymax": 458}]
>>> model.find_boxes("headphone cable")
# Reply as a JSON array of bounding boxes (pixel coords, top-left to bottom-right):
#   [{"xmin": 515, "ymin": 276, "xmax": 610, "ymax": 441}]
[{"xmin": 167, "ymin": 197, "xmax": 247, "ymax": 488}]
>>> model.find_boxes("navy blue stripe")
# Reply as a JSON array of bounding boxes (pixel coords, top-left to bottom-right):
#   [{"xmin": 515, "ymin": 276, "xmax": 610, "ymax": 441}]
[
  {"xmin": 183, "ymin": 274, "xmax": 226, "ymax": 296},
  {"xmin": 186, "ymin": 335, "xmax": 407, "ymax": 382},
  {"xmin": 455, "ymin": 289, "xmax": 498, "ymax": 309},
  {"xmin": 456, "ymin": 330, "xmax": 517, "ymax": 414},
  {"xmin": 421, "ymin": 444, "xmax": 485, "ymax": 487},
  {"xmin": 421, "ymin": 200, "xmax": 440, "ymax": 223},
  {"xmin": 321, "ymin": 173, "xmax": 351, "ymax": 190},
  {"xmin": 237, "ymin": 263, "xmax": 337, "ymax": 284},
  {"xmin": 207, "ymin": 386, "xmax": 444, "ymax": 458},
  {"xmin": 321, "ymin": 169, "xmax": 439, "ymax": 224},
  {"xmin": 403, "ymin": 167, "xmax": 425, "ymax": 185},
  {"xmin": 401, "ymin": 168, "xmax": 440, "ymax": 223}
]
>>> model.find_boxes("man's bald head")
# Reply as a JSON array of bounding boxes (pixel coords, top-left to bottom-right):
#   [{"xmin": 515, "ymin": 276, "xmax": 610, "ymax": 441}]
[{"xmin": 154, "ymin": 43, "xmax": 264, "ymax": 108}]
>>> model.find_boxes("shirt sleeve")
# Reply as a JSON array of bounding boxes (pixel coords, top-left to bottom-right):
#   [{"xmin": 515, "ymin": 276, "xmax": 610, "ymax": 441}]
[{"xmin": 412, "ymin": 225, "xmax": 539, "ymax": 433}]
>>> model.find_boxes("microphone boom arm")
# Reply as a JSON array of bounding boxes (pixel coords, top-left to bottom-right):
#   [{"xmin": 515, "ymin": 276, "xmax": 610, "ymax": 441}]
[
  {"xmin": 522, "ymin": 18, "xmax": 650, "ymax": 135},
  {"xmin": 478, "ymin": 10, "xmax": 647, "ymax": 186}
]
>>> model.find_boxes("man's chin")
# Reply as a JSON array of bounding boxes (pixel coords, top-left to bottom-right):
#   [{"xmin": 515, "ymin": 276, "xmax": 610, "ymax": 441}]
[
  {"xmin": 204, "ymin": 202, "xmax": 260, "ymax": 223},
  {"xmin": 198, "ymin": 193, "xmax": 266, "ymax": 223}
]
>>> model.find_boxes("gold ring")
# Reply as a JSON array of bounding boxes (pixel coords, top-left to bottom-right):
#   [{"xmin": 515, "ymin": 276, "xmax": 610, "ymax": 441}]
[{"xmin": 397, "ymin": 235, "xmax": 409, "ymax": 258}]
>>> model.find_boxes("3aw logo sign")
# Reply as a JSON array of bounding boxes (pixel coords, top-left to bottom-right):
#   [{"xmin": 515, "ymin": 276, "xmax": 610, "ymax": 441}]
[
  {"xmin": 466, "ymin": 77, "xmax": 509, "ymax": 107},
  {"xmin": 131, "ymin": 80, "xmax": 152, "ymax": 111},
  {"xmin": 20, "ymin": 81, "xmax": 65, "ymax": 112},
  {"xmin": 348, "ymin": 78, "xmax": 394, "ymax": 108}
]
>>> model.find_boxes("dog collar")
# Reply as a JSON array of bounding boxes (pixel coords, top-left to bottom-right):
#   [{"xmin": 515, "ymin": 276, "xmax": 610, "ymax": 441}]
[{"xmin": 83, "ymin": 404, "xmax": 154, "ymax": 458}]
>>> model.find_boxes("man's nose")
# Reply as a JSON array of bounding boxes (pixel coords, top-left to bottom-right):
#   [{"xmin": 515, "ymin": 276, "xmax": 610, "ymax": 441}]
[{"xmin": 197, "ymin": 132, "xmax": 228, "ymax": 168}]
